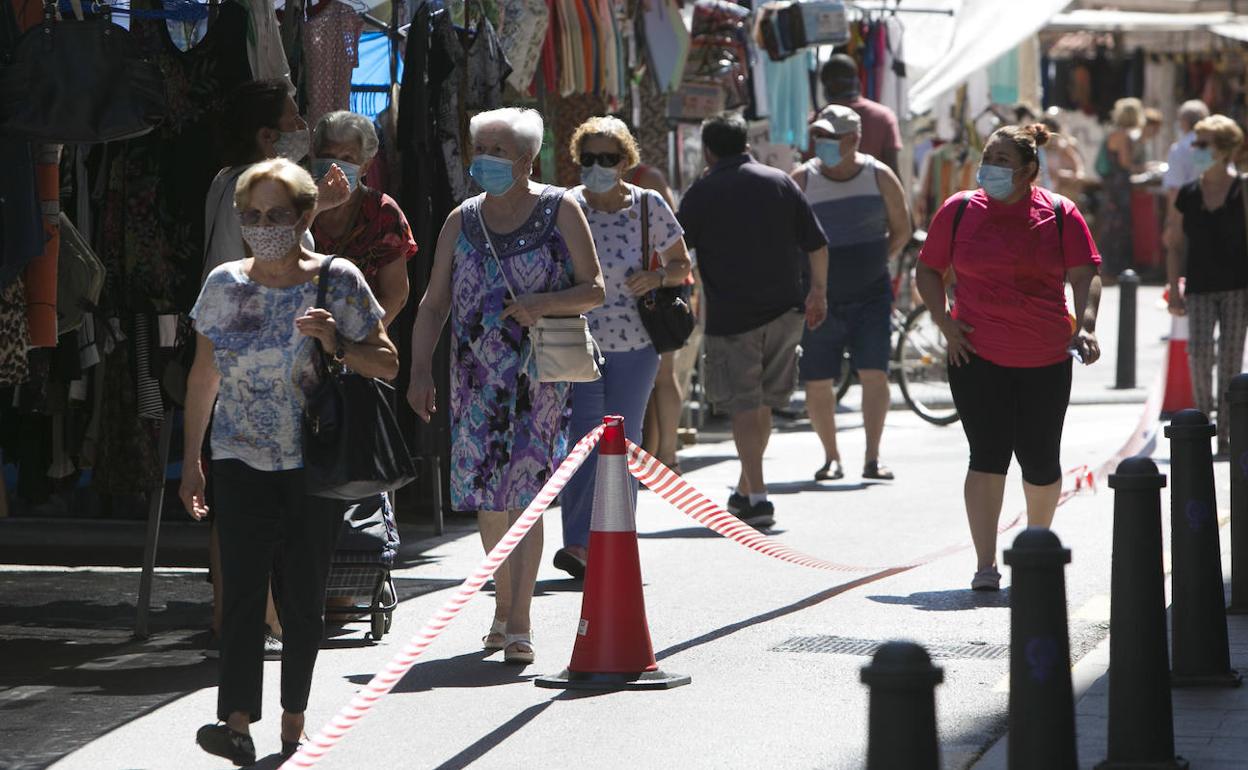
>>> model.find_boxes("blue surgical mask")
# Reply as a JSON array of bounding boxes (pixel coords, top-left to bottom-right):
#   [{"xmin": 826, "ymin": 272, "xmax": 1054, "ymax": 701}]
[
  {"xmin": 469, "ymin": 154, "xmax": 517, "ymax": 196},
  {"xmin": 580, "ymin": 164, "xmax": 619, "ymax": 194},
  {"xmin": 311, "ymin": 158, "xmax": 361, "ymax": 192},
  {"xmin": 1192, "ymin": 146, "xmax": 1215, "ymax": 175},
  {"xmin": 815, "ymin": 138, "xmax": 842, "ymax": 167},
  {"xmin": 977, "ymin": 163, "xmax": 1018, "ymax": 201}
]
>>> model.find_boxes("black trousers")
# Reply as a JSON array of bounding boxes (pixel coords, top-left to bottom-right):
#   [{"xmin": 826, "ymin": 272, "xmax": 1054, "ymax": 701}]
[
  {"xmin": 213, "ymin": 459, "xmax": 345, "ymax": 722},
  {"xmin": 948, "ymin": 355, "xmax": 1073, "ymax": 486}
]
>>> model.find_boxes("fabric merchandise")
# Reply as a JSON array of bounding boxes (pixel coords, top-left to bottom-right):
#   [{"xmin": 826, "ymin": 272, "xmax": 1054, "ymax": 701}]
[
  {"xmin": 27, "ymin": 144, "xmax": 60, "ymax": 348},
  {"xmin": 560, "ymin": 345, "xmax": 658, "ymax": 548},
  {"xmin": 212, "ymin": 458, "xmax": 346, "ymax": 723},
  {"xmin": 917, "ymin": 142, "xmax": 980, "ymax": 228},
  {"xmin": 132, "ymin": 315, "xmax": 164, "ymax": 420},
  {"xmin": 764, "ymin": 51, "xmax": 810, "ymax": 148},
  {"xmin": 448, "ymin": 187, "xmax": 574, "ymax": 512},
  {"xmin": 572, "ymin": 185, "xmax": 683, "ymax": 352},
  {"xmin": 702, "ymin": 309, "xmax": 804, "ymax": 414},
  {"xmin": 310, "ymin": 188, "xmax": 419, "ymax": 286},
  {"xmin": 242, "ymin": 0, "xmax": 292, "ymax": 88},
  {"xmin": 677, "ymin": 154, "xmax": 827, "ymax": 336},
  {"xmin": 302, "ymin": 0, "xmax": 363, "ymax": 127},
  {"xmin": 99, "ymin": 0, "xmax": 252, "ymax": 315},
  {"xmin": 919, "ymin": 188, "xmax": 1100, "ymax": 369},
  {"xmin": 948, "ymin": 354, "xmax": 1072, "ymax": 486},
  {"xmin": 190, "ymin": 260, "xmax": 383, "ymax": 472},
  {"xmin": 1174, "ymin": 178, "xmax": 1248, "ymax": 295},
  {"xmin": 92, "ymin": 324, "xmax": 163, "ymax": 495},
  {"xmin": 632, "ymin": 68, "xmax": 672, "ymax": 174},
  {"xmin": 876, "ymin": 15, "xmax": 906, "ymax": 123},
  {"xmin": 0, "ymin": 138, "xmax": 42, "ymax": 287},
  {"xmin": 499, "ymin": 0, "xmax": 549, "ymax": 93},
  {"xmin": 798, "ymin": 156, "xmax": 891, "ymax": 302},
  {"xmin": 0, "ymin": 277, "xmax": 31, "ymax": 387},
  {"xmin": 1097, "ymin": 135, "xmax": 1142, "ymax": 277},
  {"xmin": 638, "ymin": 0, "xmax": 687, "ymax": 93},
  {"xmin": 799, "ymin": 292, "xmax": 891, "ymax": 381},
  {"xmin": 1186, "ymin": 288, "xmax": 1248, "ymax": 448}
]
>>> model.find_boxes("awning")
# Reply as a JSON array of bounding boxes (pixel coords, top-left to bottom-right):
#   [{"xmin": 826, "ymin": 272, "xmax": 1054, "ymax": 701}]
[
  {"xmin": 908, "ymin": 0, "xmax": 1073, "ymax": 115},
  {"xmin": 1045, "ymin": 9, "xmax": 1236, "ymax": 33}
]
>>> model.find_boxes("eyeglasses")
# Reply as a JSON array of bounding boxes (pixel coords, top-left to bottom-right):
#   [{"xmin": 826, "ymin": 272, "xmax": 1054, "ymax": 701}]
[
  {"xmin": 580, "ymin": 152, "xmax": 622, "ymax": 168},
  {"xmin": 239, "ymin": 207, "xmax": 299, "ymax": 226}
]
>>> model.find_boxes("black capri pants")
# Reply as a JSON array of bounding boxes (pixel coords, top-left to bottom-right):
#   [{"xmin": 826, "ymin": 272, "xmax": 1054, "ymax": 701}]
[
  {"xmin": 948, "ymin": 354, "xmax": 1073, "ymax": 486},
  {"xmin": 213, "ymin": 459, "xmax": 346, "ymax": 722}
]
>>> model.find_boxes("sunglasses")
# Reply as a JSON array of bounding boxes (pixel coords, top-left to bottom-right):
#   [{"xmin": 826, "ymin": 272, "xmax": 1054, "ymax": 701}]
[
  {"xmin": 1193, "ymin": 140, "xmax": 1210, "ymax": 150},
  {"xmin": 239, "ymin": 207, "xmax": 300, "ymax": 226},
  {"xmin": 580, "ymin": 152, "xmax": 622, "ymax": 168}
]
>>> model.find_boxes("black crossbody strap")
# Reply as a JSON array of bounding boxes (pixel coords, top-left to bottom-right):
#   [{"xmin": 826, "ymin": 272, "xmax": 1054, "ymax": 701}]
[
  {"xmin": 949, "ymin": 191, "xmax": 972, "ymax": 254},
  {"xmin": 316, "ymin": 255, "xmax": 335, "ymax": 308},
  {"xmin": 639, "ymin": 188, "xmax": 650, "ymax": 274}
]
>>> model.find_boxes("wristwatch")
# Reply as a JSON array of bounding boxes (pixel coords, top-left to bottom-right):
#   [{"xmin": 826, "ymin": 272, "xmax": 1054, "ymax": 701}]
[{"xmin": 334, "ymin": 343, "xmax": 348, "ymax": 364}]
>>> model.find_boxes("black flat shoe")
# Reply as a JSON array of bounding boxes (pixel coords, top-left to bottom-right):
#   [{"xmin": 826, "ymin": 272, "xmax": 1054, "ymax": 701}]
[
  {"xmin": 196, "ymin": 723, "xmax": 256, "ymax": 766},
  {"xmin": 552, "ymin": 548, "xmax": 586, "ymax": 580}
]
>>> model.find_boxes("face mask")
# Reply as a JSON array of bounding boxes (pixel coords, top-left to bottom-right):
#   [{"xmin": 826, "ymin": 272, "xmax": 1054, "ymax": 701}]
[
  {"xmin": 311, "ymin": 158, "xmax": 361, "ymax": 191},
  {"xmin": 580, "ymin": 164, "xmax": 619, "ymax": 194},
  {"xmin": 977, "ymin": 163, "xmax": 1018, "ymax": 201},
  {"xmin": 469, "ymin": 154, "xmax": 517, "ymax": 196},
  {"xmin": 241, "ymin": 224, "xmax": 301, "ymax": 262},
  {"xmin": 814, "ymin": 138, "xmax": 842, "ymax": 167},
  {"xmin": 1192, "ymin": 146, "xmax": 1215, "ymax": 175},
  {"xmin": 273, "ymin": 128, "xmax": 311, "ymax": 161}
]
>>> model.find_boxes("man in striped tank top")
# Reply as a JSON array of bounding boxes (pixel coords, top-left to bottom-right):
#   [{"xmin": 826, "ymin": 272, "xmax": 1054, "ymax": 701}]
[{"xmin": 792, "ymin": 105, "xmax": 913, "ymax": 482}]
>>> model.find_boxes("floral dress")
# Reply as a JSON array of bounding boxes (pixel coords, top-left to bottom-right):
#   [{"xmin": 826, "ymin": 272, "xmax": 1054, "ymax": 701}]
[{"xmin": 450, "ymin": 187, "xmax": 574, "ymax": 511}]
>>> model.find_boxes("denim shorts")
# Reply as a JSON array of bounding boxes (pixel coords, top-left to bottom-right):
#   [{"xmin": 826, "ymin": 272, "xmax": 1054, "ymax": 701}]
[{"xmin": 799, "ymin": 293, "xmax": 892, "ymax": 382}]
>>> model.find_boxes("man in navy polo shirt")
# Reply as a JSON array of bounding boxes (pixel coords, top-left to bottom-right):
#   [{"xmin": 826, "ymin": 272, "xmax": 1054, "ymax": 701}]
[{"xmin": 677, "ymin": 112, "xmax": 829, "ymax": 529}]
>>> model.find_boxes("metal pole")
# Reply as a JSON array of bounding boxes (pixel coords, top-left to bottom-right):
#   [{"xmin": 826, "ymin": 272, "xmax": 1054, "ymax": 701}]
[
  {"xmin": 1115, "ymin": 269, "xmax": 1138, "ymax": 390},
  {"xmin": 135, "ymin": 407, "xmax": 175, "ymax": 640}
]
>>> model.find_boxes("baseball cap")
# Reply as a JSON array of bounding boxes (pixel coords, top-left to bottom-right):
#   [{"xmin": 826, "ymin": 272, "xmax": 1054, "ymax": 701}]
[
  {"xmin": 811, "ymin": 104, "xmax": 861, "ymax": 136},
  {"xmin": 820, "ymin": 54, "xmax": 861, "ymax": 100}
]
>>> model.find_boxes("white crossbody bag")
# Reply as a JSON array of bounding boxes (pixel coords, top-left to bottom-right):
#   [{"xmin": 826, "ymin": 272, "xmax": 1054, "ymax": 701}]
[{"xmin": 477, "ymin": 208, "xmax": 602, "ymax": 383}]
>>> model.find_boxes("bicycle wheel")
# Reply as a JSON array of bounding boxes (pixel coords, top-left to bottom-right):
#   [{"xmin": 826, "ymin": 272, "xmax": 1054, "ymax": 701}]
[
  {"xmin": 835, "ymin": 353, "xmax": 855, "ymax": 400},
  {"xmin": 896, "ymin": 305, "xmax": 959, "ymax": 426}
]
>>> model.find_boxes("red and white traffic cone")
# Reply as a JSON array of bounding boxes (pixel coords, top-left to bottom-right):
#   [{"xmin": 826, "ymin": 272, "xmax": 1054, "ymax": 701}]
[
  {"xmin": 535, "ymin": 415, "xmax": 690, "ymax": 691},
  {"xmin": 1163, "ymin": 314, "xmax": 1195, "ymax": 415}
]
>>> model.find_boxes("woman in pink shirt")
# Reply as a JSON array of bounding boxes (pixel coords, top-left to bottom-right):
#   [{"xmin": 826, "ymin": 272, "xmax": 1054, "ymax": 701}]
[{"xmin": 916, "ymin": 123, "xmax": 1103, "ymax": 591}]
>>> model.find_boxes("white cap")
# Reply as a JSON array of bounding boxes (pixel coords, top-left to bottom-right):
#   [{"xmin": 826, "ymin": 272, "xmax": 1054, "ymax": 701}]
[{"xmin": 811, "ymin": 104, "xmax": 862, "ymax": 136}]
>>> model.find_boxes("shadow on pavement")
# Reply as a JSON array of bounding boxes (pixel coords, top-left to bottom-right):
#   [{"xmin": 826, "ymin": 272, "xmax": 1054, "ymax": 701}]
[
  {"xmin": 766, "ymin": 480, "xmax": 874, "ymax": 494},
  {"xmin": 346, "ymin": 651, "xmax": 535, "ymax": 694},
  {"xmin": 865, "ymin": 588, "xmax": 1012, "ymax": 611},
  {"xmin": 654, "ymin": 568, "xmax": 909, "ymax": 661},
  {"xmin": 637, "ymin": 527, "xmax": 723, "ymax": 539}
]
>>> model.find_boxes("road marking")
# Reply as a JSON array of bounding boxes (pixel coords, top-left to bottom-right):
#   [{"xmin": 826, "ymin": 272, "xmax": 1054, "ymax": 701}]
[
  {"xmin": 75, "ymin": 653, "xmax": 150, "ymax": 671},
  {"xmin": 0, "ymin": 685, "xmax": 53, "ymax": 704},
  {"xmin": 1072, "ymin": 594, "xmax": 1111, "ymax": 623}
]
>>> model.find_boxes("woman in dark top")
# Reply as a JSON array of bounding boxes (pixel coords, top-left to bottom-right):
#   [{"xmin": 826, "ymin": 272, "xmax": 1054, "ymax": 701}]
[{"xmin": 1166, "ymin": 114, "xmax": 1248, "ymax": 455}]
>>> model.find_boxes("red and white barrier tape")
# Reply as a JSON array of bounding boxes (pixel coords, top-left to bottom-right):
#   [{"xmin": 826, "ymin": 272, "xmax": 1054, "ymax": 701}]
[{"xmin": 281, "ymin": 425, "xmax": 605, "ymax": 770}]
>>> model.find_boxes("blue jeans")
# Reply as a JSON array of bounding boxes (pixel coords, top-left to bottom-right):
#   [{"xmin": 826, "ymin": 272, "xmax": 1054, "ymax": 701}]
[{"xmin": 560, "ymin": 346, "xmax": 660, "ymax": 548}]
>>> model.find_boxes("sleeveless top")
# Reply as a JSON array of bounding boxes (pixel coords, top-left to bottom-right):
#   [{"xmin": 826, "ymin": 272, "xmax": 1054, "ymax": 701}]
[{"xmin": 801, "ymin": 156, "xmax": 892, "ymax": 302}]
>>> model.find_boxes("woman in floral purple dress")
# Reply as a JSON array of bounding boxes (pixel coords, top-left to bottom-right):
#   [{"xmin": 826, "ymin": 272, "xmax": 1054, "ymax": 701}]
[{"xmin": 407, "ymin": 108, "xmax": 604, "ymax": 665}]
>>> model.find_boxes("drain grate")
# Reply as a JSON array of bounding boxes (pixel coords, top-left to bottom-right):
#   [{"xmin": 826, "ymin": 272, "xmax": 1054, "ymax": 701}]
[{"xmin": 772, "ymin": 635, "xmax": 1010, "ymax": 661}]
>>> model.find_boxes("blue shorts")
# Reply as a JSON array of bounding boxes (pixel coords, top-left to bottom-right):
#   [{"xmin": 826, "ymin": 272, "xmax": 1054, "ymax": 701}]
[{"xmin": 799, "ymin": 293, "xmax": 892, "ymax": 382}]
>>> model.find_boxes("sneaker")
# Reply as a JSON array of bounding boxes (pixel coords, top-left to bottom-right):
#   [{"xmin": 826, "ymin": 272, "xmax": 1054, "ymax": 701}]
[
  {"xmin": 196, "ymin": 723, "xmax": 256, "ymax": 766},
  {"xmin": 739, "ymin": 500, "xmax": 776, "ymax": 530},
  {"xmin": 264, "ymin": 632, "xmax": 283, "ymax": 660},
  {"xmin": 726, "ymin": 491, "xmax": 750, "ymax": 515},
  {"xmin": 971, "ymin": 567, "xmax": 1002, "ymax": 591}
]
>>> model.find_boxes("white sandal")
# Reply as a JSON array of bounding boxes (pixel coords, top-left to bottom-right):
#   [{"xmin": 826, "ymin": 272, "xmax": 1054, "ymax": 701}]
[
  {"xmin": 503, "ymin": 633, "xmax": 534, "ymax": 665},
  {"xmin": 482, "ymin": 619, "xmax": 507, "ymax": 651}
]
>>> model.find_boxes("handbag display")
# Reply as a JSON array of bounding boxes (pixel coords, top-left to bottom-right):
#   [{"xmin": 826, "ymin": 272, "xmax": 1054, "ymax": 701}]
[
  {"xmin": 302, "ymin": 257, "xmax": 418, "ymax": 500},
  {"xmin": 635, "ymin": 192, "xmax": 695, "ymax": 354},
  {"xmin": 477, "ymin": 205, "xmax": 603, "ymax": 383},
  {"xmin": 0, "ymin": 0, "xmax": 166, "ymax": 143}
]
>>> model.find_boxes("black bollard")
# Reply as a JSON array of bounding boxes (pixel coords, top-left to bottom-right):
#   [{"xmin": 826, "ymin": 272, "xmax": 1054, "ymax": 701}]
[
  {"xmin": 1165, "ymin": 409, "xmax": 1242, "ymax": 687},
  {"xmin": 860, "ymin": 641, "xmax": 942, "ymax": 770},
  {"xmin": 1098, "ymin": 457, "xmax": 1186, "ymax": 769},
  {"xmin": 1004, "ymin": 528, "xmax": 1076, "ymax": 769},
  {"xmin": 1114, "ymin": 269, "xmax": 1138, "ymax": 390},
  {"xmin": 1228, "ymin": 374, "xmax": 1248, "ymax": 613}
]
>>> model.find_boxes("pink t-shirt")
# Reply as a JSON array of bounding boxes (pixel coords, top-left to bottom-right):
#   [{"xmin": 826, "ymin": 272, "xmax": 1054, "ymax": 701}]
[
  {"xmin": 919, "ymin": 187, "xmax": 1101, "ymax": 368},
  {"xmin": 845, "ymin": 95, "xmax": 902, "ymax": 159}
]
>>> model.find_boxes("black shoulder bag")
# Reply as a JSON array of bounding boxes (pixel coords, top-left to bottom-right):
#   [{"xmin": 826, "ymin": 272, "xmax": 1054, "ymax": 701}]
[
  {"xmin": 635, "ymin": 191, "xmax": 695, "ymax": 354},
  {"xmin": 302, "ymin": 257, "xmax": 418, "ymax": 500}
]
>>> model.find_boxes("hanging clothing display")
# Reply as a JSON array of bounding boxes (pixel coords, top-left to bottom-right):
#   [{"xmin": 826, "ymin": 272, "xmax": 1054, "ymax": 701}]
[
  {"xmin": 242, "ymin": 0, "xmax": 292, "ymax": 87},
  {"xmin": 765, "ymin": 51, "xmax": 810, "ymax": 148},
  {"xmin": 303, "ymin": 0, "xmax": 364, "ymax": 126},
  {"xmin": 499, "ymin": 0, "xmax": 549, "ymax": 94},
  {"xmin": 0, "ymin": 277, "xmax": 31, "ymax": 388}
]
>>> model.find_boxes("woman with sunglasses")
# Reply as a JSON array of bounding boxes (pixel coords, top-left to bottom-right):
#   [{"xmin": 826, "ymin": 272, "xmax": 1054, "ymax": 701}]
[
  {"xmin": 182, "ymin": 159, "xmax": 397, "ymax": 764},
  {"xmin": 552, "ymin": 117, "xmax": 692, "ymax": 579},
  {"xmin": 406, "ymin": 108, "xmax": 604, "ymax": 665},
  {"xmin": 1165, "ymin": 114, "xmax": 1248, "ymax": 456}
]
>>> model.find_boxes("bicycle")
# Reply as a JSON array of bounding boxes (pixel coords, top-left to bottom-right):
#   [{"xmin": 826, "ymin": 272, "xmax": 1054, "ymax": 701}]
[{"xmin": 832, "ymin": 231, "xmax": 959, "ymax": 426}]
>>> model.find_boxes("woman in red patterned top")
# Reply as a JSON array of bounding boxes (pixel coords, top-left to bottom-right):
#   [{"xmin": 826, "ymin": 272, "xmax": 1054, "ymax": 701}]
[{"xmin": 311, "ymin": 111, "xmax": 418, "ymax": 326}]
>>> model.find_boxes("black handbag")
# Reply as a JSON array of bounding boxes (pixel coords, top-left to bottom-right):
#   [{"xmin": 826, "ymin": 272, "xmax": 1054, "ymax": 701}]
[
  {"xmin": 635, "ymin": 192, "xmax": 695, "ymax": 354},
  {"xmin": 0, "ymin": 0, "xmax": 165, "ymax": 142},
  {"xmin": 302, "ymin": 257, "xmax": 418, "ymax": 500}
]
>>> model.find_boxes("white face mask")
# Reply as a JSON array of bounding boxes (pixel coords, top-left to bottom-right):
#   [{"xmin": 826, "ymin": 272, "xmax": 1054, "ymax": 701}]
[
  {"xmin": 241, "ymin": 225, "xmax": 300, "ymax": 262},
  {"xmin": 273, "ymin": 128, "xmax": 311, "ymax": 161}
]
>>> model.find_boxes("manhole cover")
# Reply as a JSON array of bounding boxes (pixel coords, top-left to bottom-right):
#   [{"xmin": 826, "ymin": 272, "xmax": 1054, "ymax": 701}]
[{"xmin": 772, "ymin": 635, "xmax": 1009, "ymax": 661}]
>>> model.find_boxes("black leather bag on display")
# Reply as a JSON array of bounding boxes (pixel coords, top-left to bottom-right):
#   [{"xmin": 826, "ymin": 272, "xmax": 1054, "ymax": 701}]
[
  {"xmin": 302, "ymin": 257, "xmax": 418, "ymax": 500},
  {"xmin": 635, "ymin": 192, "xmax": 695, "ymax": 354},
  {"xmin": 0, "ymin": 0, "xmax": 165, "ymax": 142}
]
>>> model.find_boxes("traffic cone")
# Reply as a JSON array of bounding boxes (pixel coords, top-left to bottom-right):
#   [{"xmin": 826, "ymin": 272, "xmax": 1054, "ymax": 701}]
[
  {"xmin": 535, "ymin": 415, "xmax": 691, "ymax": 691},
  {"xmin": 1162, "ymin": 314, "xmax": 1195, "ymax": 415}
]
